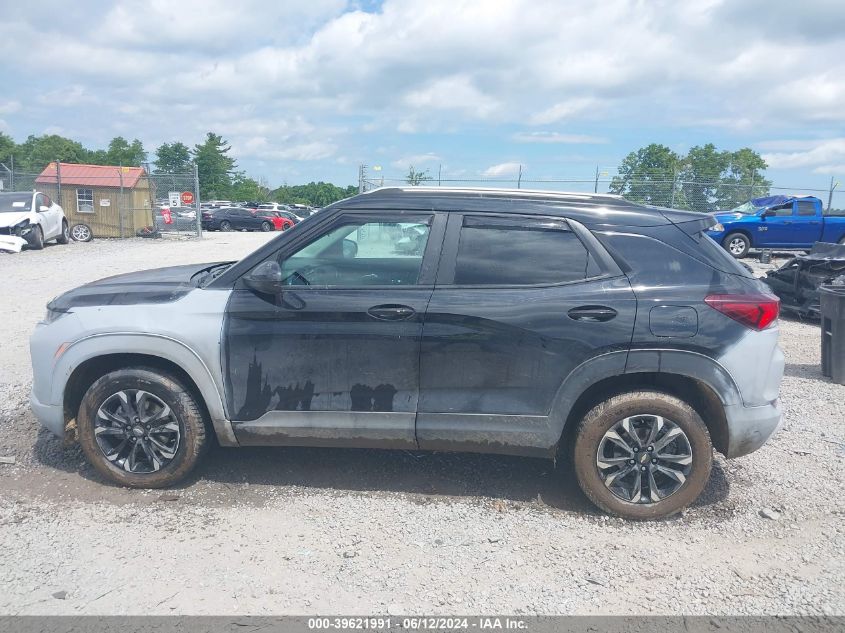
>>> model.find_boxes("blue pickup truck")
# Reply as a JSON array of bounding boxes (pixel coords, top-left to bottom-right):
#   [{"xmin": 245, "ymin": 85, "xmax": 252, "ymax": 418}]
[{"xmin": 707, "ymin": 195, "xmax": 845, "ymax": 258}]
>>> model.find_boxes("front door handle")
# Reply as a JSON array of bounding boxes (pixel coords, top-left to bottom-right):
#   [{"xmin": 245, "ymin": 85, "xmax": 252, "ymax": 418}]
[
  {"xmin": 568, "ymin": 305, "xmax": 617, "ymax": 322},
  {"xmin": 368, "ymin": 304, "xmax": 416, "ymax": 321}
]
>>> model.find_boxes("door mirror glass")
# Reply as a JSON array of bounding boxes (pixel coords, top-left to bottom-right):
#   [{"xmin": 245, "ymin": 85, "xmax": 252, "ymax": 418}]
[
  {"xmin": 243, "ymin": 260, "xmax": 283, "ymax": 294},
  {"xmin": 342, "ymin": 238, "xmax": 358, "ymax": 259},
  {"xmin": 39, "ymin": 205, "xmax": 50, "ymax": 213}
]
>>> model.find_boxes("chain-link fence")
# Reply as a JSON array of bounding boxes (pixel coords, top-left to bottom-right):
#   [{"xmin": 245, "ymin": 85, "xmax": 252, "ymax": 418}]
[
  {"xmin": 0, "ymin": 163, "xmax": 201, "ymax": 238},
  {"xmin": 358, "ymin": 167, "xmax": 844, "ymax": 215}
]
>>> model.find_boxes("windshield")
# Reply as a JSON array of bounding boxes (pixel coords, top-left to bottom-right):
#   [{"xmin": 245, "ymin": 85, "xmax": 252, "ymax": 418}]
[
  {"xmin": 0, "ymin": 194, "xmax": 32, "ymax": 213},
  {"xmin": 729, "ymin": 201, "xmax": 763, "ymax": 215}
]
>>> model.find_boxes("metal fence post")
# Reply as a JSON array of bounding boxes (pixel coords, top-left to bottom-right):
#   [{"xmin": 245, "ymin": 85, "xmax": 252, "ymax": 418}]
[
  {"xmin": 194, "ymin": 163, "xmax": 202, "ymax": 237},
  {"xmin": 118, "ymin": 167, "xmax": 125, "ymax": 238}
]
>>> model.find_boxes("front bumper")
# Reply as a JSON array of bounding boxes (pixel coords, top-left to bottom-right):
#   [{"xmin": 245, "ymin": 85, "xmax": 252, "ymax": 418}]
[
  {"xmin": 723, "ymin": 398, "xmax": 783, "ymax": 458},
  {"xmin": 30, "ymin": 388, "xmax": 65, "ymax": 439}
]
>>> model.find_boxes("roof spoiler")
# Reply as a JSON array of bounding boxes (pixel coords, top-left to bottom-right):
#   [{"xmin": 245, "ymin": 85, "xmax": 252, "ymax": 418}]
[{"xmin": 659, "ymin": 209, "xmax": 717, "ymax": 235}]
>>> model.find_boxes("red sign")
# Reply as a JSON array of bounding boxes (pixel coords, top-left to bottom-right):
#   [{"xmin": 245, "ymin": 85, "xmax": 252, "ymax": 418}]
[
  {"xmin": 180, "ymin": 191, "xmax": 194, "ymax": 205},
  {"xmin": 161, "ymin": 208, "xmax": 173, "ymax": 225}
]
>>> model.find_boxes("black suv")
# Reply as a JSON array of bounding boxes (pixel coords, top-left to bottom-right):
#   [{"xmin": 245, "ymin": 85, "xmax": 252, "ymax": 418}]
[{"xmin": 31, "ymin": 188, "xmax": 784, "ymax": 519}]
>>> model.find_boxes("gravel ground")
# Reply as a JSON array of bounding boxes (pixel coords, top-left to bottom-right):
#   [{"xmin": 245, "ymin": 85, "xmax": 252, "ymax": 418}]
[{"xmin": 0, "ymin": 239, "xmax": 842, "ymax": 615}]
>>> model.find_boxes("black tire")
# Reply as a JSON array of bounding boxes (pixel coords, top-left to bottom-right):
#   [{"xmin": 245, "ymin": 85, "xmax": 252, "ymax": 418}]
[
  {"xmin": 261, "ymin": 221, "xmax": 272, "ymax": 232},
  {"xmin": 28, "ymin": 225, "xmax": 45, "ymax": 250},
  {"xmin": 77, "ymin": 367, "xmax": 210, "ymax": 488},
  {"xmin": 571, "ymin": 390, "xmax": 712, "ymax": 520},
  {"xmin": 722, "ymin": 232, "xmax": 750, "ymax": 258},
  {"xmin": 220, "ymin": 220, "xmax": 232, "ymax": 231},
  {"xmin": 56, "ymin": 220, "xmax": 70, "ymax": 244},
  {"xmin": 70, "ymin": 223, "xmax": 93, "ymax": 242}
]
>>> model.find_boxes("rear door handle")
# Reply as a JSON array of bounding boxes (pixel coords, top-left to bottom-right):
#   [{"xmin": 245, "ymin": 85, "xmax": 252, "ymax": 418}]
[
  {"xmin": 568, "ymin": 305, "xmax": 617, "ymax": 322},
  {"xmin": 367, "ymin": 304, "xmax": 416, "ymax": 321}
]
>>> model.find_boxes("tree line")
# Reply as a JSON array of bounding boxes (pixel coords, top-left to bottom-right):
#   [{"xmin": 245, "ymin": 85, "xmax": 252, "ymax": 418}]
[
  {"xmin": 609, "ymin": 143, "xmax": 771, "ymax": 211},
  {"xmin": 0, "ymin": 131, "xmax": 357, "ymax": 208}
]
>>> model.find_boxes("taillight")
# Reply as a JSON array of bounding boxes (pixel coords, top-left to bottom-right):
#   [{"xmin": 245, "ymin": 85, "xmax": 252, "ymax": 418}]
[{"xmin": 704, "ymin": 294, "xmax": 780, "ymax": 330}]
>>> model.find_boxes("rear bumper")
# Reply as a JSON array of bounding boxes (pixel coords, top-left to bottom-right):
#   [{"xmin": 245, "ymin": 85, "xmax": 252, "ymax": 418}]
[
  {"xmin": 723, "ymin": 398, "xmax": 783, "ymax": 458},
  {"xmin": 30, "ymin": 388, "xmax": 65, "ymax": 439}
]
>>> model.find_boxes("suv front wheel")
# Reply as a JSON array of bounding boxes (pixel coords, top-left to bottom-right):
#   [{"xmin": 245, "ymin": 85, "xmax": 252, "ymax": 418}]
[
  {"xmin": 77, "ymin": 367, "xmax": 209, "ymax": 488},
  {"xmin": 572, "ymin": 391, "xmax": 712, "ymax": 520}
]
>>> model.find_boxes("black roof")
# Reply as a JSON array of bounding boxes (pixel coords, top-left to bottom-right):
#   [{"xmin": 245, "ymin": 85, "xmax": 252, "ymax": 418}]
[{"xmin": 333, "ymin": 187, "xmax": 709, "ymax": 228}]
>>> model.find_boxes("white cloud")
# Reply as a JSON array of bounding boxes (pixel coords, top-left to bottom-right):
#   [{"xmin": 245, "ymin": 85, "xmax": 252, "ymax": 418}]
[
  {"xmin": 483, "ymin": 162, "xmax": 523, "ymax": 178},
  {"xmin": 513, "ymin": 131, "xmax": 607, "ymax": 144},
  {"xmin": 391, "ymin": 153, "xmax": 441, "ymax": 169},
  {"xmin": 762, "ymin": 138, "xmax": 845, "ymax": 170},
  {"xmin": 529, "ymin": 98, "xmax": 602, "ymax": 125},
  {"xmin": 0, "ymin": 100, "xmax": 21, "ymax": 115}
]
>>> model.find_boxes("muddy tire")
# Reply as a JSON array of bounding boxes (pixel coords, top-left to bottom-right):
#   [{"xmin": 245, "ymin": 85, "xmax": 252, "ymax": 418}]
[
  {"xmin": 571, "ymin": 390, "xmax": 712, "ymax": 520},
  {"xmin": 56, "ymin": 220, "xmax": 70, "ymax": 244},
  {"xmin": 77, "ymin": 367, "xmax": 210, "ymax": 488},
  {"xmin": 723, "ymin": 232, "xmax": 750, "ymax": 258}
]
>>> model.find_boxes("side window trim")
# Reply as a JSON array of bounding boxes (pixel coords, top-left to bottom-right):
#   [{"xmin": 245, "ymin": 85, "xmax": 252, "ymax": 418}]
[{"xmin": 435, "ymin": 212, "xmax": 619, "ymax": 288}]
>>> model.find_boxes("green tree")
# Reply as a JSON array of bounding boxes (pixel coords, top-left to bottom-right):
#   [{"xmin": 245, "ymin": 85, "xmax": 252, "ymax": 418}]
[
  {"xmin": 230, "ymin": 173, "xmax": 271, "ymax": 202},
  {"xmin": 405, "ymin": 165, "xmax": 431, "ymax": 186},
  {"xmin": 0, "ymin": 132, "xmax": 15, "ymax": 165},
  {"xmin": 272, "ymin": 182, "xmax": 357, "ymax": 207},
  {"xmin": 14, "ymin": 134, "xmax": 89, "ymax": 172},
  {"xmin": 192, "ymin": 132, "xmax": 236, "ymax": 199},
  {"xmin": 716, "ymin": 148, "xmax": 771, "ymax": 210},
  {"xmin": 101, "ymin": 136, "xmax": 146, "ymax": 166},
  {"xmin": 154, "ymin": 142, "xmax": 192, "ymax": 173},
  {"xmin": 609, "ymin": 144, "xmax": 681, "ymax": 207},
  {"xmin": 677, "ymin": 143, "xmax": 730, "ymax": 211}
]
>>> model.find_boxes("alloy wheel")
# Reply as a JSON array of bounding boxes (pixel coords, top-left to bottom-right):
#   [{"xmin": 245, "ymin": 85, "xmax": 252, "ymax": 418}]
[
  {"xmin": 71, "ymin": 224, "xmax": 92, "ymax": 241},
  {"xmin": 728, "ymin": 238, "xmax": 746, "ymax": 255},
  {"xmin": 596, "ymin": 415, "xmax": 693, "ymax": 504},
  {"xmin": 94, "ymin": 389, "xmax": 181, "ymax": 473}
]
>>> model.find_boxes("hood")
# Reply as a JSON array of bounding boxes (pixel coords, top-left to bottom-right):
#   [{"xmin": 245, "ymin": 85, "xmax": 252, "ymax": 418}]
[
  {"xmin": 714, "ymin": 211, "xmax": 750, "ymax": 221},
  {"xmin": 48, "ymin": 262, "xmax": 229, "ymax": 311},
  {"xmin": 0, "ymin": 212, "xmax": 32, "ymax": 228}
]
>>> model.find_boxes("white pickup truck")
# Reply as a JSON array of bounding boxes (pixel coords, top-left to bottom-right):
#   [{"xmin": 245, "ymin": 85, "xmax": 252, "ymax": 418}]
[{"xmin": 0, "ymin": 191, "xmax": 69, "ymax": 252}]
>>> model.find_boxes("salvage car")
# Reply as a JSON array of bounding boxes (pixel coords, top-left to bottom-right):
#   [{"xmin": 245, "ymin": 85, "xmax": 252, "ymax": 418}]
[
  {"xmin": 0, "ymin": 191, "xmax": 69, "ymax": 252},
  {"xmin": 200, "ymin": 206, "xmax": 277, "ymax": 232},
  {"xmin": 764, "ymin": 242, "xmax": 845, "ymax": 317},
  {"xmin": 30, "ymin": 188, "xmax": 784, "ymax": 519},
  {"xmin": 708, "ymin": 195, "xmax": 845, "ymax": 258}
]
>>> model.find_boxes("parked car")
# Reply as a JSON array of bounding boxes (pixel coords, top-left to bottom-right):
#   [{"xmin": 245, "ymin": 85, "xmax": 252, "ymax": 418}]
[
  {"xmin": 201, "ymin": 207, "xmax": 276, "ymax": 232},
  {"xmin": 708, "ymin": 195, "xmax": 845, "ymax": 258},
  {"xmin": 0, "ymin": 191, "xmax": 69, "ymax": 252},
  {"xmin": 30, "ymin": 187, "xmax": 784, "ymax": 519}
]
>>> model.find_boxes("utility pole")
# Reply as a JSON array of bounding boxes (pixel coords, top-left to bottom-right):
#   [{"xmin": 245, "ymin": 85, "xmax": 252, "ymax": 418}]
[
  {"xmin": 594, "ymin": 165, "xmax": 600, "ymax": 193},
  {"xmin": 194, "ymin": 162, "xmax": 202, "ymax": 237},
  {"xmin": 828, "ymin": 176, "xmax": 839, "ymax": 212},
  {"xmin": 56, "ymin": 160, "xmax": 62, "ymax": 201},
  {"xmin": 670, "ymin": 167, "xmax": 677, "ymax": 208},
  {"xmin": 517, "ymin": 164, "xmax": 523, "ymax": 189},
  {"xmin": 10, "ymin": 155, "xmax": 13, "ymax": 191},
  {"xmin": 438, "ymin": 164, "xmax": 442, "ymax": 187}
]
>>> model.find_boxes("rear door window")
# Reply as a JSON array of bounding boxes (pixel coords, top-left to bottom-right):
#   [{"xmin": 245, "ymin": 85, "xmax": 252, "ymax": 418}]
[
  {"xmin": 452, "ymin": 215, "xmax": 589, "ymax": 285},
  {"xmin": 796, "ymin": 200, "xmax": 817, "ymax": 216}
]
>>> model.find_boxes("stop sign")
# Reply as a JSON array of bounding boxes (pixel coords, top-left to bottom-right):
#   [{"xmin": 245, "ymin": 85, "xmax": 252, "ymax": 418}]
[{"xmin": 181, "ymin": 191, "xmax": 194, "ymax": 205}]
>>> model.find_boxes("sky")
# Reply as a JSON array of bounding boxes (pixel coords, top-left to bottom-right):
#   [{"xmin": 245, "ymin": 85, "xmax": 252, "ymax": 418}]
[{"xmin": 1, "ymin": 0, "xmax": 844, "ymax": 196}]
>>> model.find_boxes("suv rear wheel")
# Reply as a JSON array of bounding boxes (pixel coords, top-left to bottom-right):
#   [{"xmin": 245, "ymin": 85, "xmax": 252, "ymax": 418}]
[
  {"xmin": 572, "ymin": 391, "xmax": 712, "ymax": 520},
  {"xmin": 77, "ymin": 367, "xmax": 209, "ymax": 488}
]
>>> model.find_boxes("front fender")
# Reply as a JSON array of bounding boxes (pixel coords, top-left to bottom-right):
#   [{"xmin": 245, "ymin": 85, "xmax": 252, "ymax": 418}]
[{"xmin": 53, "ymin": 332, "xmax": 236, "ymax": 445}]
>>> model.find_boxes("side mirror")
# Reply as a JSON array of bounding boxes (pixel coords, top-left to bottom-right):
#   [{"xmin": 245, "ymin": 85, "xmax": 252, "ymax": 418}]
[
  {"xmin": 342, "ymin": 238, "xmax": 358, "ymax": 259},
  {"xmin": 243, "ymin": 260, "xmax": 283, "ymax": 294},
  {"xmin": 760, "ymin": 210, "xmax": 773, "ymax": 219},
  {"xmin": 39, "ymin": 205, "xmax": 50, "ymax": 212}
]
